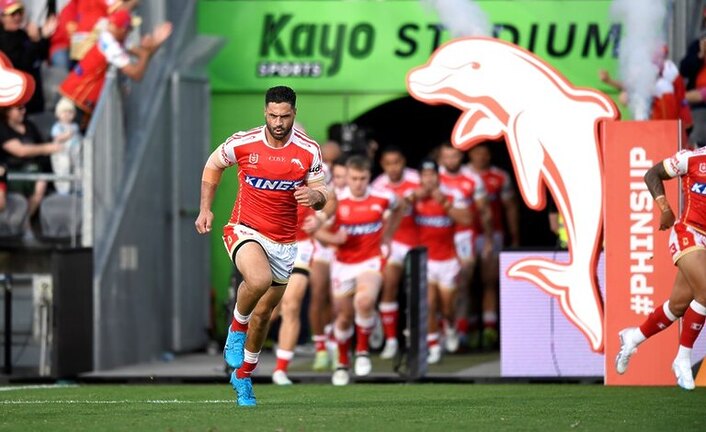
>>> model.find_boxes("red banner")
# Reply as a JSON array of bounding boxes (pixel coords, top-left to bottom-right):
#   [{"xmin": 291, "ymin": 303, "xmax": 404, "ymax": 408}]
[{"xmin": 603, "ymin": 120, "xmax": 680, "ymax": 386}]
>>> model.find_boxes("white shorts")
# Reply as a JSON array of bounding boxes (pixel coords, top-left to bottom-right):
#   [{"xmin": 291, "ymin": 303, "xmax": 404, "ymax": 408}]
[
  {"xmin": 331, "ymin": 257, "xmax": 383, "ymax": 297},
  {"xmin": 222, "ymin": 223, "xmax": 297, "ymax": 285},
  {"xmin": 428, "ymin": 257, "xmax": 461, "ymax": 290},
  {"xmin": 669, "ymin": 222, "xmax": 706, "ymax": 263},
  {"xmin": 475, "ymin": 231, "xmax": 504, "ymax": 256},
  {"xmin": 387, "ymin": 240, "xmax": 413, "ymax": 266},
  {"xmin": 312, "ymin": 239, "xmax": 335, "ymax": 264},
  {"xmin": 294, "ymin": 238, "xmax": 315, "ymax": 272},
  {"xmin": 454, "ymin": 230, "xmax": 475, "ymax": 262}
]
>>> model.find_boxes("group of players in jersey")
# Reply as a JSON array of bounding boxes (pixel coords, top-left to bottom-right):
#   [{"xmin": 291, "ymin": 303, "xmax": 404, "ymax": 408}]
[
  {"xmin": 197, "ymin": 86, "xmax": 706, "ymax": 406},
  {"xmin": 195, "ymin": 86, "xmax": 519, "ymax": 405},
  {"xmin": 265, "ymin": 139, "xmax": 520, "ymax": 388}
]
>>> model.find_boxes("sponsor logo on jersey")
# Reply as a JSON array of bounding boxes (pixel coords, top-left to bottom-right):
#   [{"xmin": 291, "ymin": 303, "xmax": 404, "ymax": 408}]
[
  {"xmin": 291, "ymin": 158, "xmax": 305, "ymax": 169},
  {"xmin": 268, "ymin": 156, "xmax": 286, "ymax": 162},
  {"xmin": 310, "ymin": 163, "xmax": 322, "ymax": 174},
  {"xmin": 700, "ymin": 163, "xmax": 706, "ymax": 173},
  {"xmin": 249, "ymin": 153, "xmax": 259, "ymax": 164},
  {"xmin": 690, "ymin": 182, "xmax": 706, "ymax": 195},
  {"xmin": 245, "ymin": 175, "xmax": 303, "ymax": 191},
  {"xmin": 415, "ymin": 215, "xmax": 453, "ymax": 228},
  {"xmin": 341, "ymin": 221, "xmax": 383, "ymax": 236},
  {"xmin": 371, "ymin": 204, "xmax": 383, "ymax": 214}
]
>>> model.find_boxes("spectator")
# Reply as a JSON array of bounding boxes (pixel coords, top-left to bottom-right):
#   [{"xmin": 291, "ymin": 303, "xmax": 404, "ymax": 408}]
[
  {"xmin": 50, "ymin": 97, "xmax": 80, "ymax": 194},
  {"xmin": 58, "ymin": 8, "xmax": 171, "ymax": 128},
  {"xmin": 679, "ymin": 29, "xmax": 706, "ymax": 148},
  {"xmin": 50, "ymin": 0, "xmax": 138, "ymax": 69},
  {"xmin": 599, "ymin": 46, "xmax": 692, "ymax": 145},
  {"xmin": 0, "ymin": 0, "xmax": 57, "ymax": 113},
  {"xmin": 0, "ymin": 104, "xmax": 63, "ymax": 235}
]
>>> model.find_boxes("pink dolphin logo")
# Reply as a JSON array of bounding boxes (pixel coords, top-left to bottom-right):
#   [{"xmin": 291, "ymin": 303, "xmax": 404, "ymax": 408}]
[
  {"xmin": 407, "ymin": 37, "xmax": 619, "ymax": 352},
  {"xmin": 0, "ymin": 52, "xmax": 35, "ymax": 107}
]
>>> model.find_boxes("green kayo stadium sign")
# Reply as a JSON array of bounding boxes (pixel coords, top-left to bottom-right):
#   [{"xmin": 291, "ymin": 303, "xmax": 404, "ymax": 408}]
[{"xmin": 198, "ymin": 0, "xmax": 621, "ymax": 92}]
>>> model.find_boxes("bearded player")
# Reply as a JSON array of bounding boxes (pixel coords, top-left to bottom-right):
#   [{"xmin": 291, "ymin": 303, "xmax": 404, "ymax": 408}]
[{"xmin": 195, "ymin": 86, "xmax": 327, "ymax": 406}]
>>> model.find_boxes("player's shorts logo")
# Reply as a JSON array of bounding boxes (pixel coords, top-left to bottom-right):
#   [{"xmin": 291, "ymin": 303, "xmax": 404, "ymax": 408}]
[{"xmin": 249, "ymin": 153, "xmax": 259, "ymax": 164}]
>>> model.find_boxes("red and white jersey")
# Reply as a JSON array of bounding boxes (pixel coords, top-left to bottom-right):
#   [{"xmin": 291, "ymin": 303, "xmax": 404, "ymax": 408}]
[
  {"xmin": 371, "ymin": 168, "xmax": 420, "ymax": 247},
  {"xmin": 439, "ymin": 167, "xmax": 486, "ymax": 232},
  {"xmin": 414, "ymin": 185, "xmax": 466, "ymax": 261},
  {"xmin": 296, "ymin": 205, "xmax": 315, "ymax": 241},
  {"xmin": 664, "ymin": 147, "xmax": 706, "ymax": 233},
  {"xmin": 334, "ymin": 187, "xmax": 397, "ymax": 263},
  {"xmin": 218, "ymin": 126, "xmax": 324, "ymax": 243},
  {"xmin": 464, "ymin": 165, "xmax": 514, "ymax": 232}
]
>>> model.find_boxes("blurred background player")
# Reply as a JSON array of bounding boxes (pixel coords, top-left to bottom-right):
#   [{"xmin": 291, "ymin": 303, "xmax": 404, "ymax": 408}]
[
  {"xmin": 371, "ymin": 145, "xmax": 418, "ymax": 360},
  {"xmin": 616, "ymin": 146, "xmax": 706, "ymax": 391},
  {"xmin": 437, "ymin": 142, "xmax": 493, "ymax": 351},
  {"xmin": 195, "ymin": 86, "xmax": 327, "ymax": 406},
  {"xmin": 315, "ymin": 155, "xmax": 402, "ymax": 386},
  {"xmin": 307, "ymin": 156, "xmax": 346, "ymax": 371},
  {"xmin": 410, "ymin": 159, "xmax": 470, "ymax": 364},
  {"xmin": 271, "ymin": 192, "xmax": 335, "ymax": 385},
  {"xmin": 464, "ymin": 143, "xmax": 519, "ymax": 348}
]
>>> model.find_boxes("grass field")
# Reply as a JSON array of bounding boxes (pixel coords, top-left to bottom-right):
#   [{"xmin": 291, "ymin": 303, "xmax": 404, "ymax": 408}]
[{"xmin": 1, "ymin": 383, "xmax": 705, "ymax": 431}]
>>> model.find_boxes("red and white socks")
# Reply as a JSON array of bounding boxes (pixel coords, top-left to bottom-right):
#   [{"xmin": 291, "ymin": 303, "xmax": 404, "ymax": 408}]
[
  {"xmin": 676, "ymin": 300, "xmax": 706, "ymax": 360},
  {"xmin": 379, "ymin": 302, "xmax": 399, "ymax": 343},
  {"xmin": 355, "ymin": 315, "xmax": 375, "ymax": 355},
  {"xmin": 334, "ymin": 326, "xmax": 354, "ymax": 368},
  {"xmin": 235, "ymin": 349, "xmax": 259, "ymax": 379},
  {"xmin": 274, "ymin": 348, "xmax": 294, "ymax": 374},
  {"xmin": 231, "ymin": 303, "xmax": 252, "ymax": 333}
]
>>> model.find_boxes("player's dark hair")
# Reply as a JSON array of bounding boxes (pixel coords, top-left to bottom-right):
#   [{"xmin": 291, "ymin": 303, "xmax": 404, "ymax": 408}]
[
  {"xmin": 265, "ymin": 86, "xmax": 296, "ymax": 108},
  {"xmin": 380, "ymin": 145, "xmax": 404, "ymax": 159},
  {"xmin": 332, "ymin": 156, "xmax": 348, "ymax": 169},
  {"xmin": 345, "ymin": 155, "xmax": 371, "ymax": 172}
]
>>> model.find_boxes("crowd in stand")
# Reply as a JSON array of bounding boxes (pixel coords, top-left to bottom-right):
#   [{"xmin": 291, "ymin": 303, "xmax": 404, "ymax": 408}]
[{"xmin": 0, "ymin": 0, "xmax": 170, "ymax": 243}]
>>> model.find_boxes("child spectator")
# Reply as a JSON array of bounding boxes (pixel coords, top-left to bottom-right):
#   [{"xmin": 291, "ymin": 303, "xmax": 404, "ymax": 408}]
[{"xmin": 50, "ymin": 97, "xmax": 80, "ymax": 194}]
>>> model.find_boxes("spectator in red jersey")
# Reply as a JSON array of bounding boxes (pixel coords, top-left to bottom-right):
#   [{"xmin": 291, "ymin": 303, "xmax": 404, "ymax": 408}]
[
  {"xmin": 195, "ymin": 86, "xmax": 328, "ymax": 406},
  {"xmin": 58, "ymin": 8, "xmax": 171, "ymax": 128},
  {"xmin": 465, "ymin": 143, "xmax": 520, "ymax": 348},
  {"xmin": 408, "ymin": 159, "xmax": 470, "ymax": 364},
  {"xmin": 315, "ymin": 155, "xmax": 402, "ymax": 386},
  {"xmin": 370, "ymin": 145, "xmax": 418, "ymax": 360},
  {"xmin": 616, "ymin": 147, "xmax": 706, "ymax": 391}
]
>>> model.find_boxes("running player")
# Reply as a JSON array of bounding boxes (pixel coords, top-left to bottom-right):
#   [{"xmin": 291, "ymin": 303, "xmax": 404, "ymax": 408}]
[
  {"xmin": 371, "ymin": 145, "xmax": 419, "ymax": 359},
  {"xmin": 308, "ymin": 157, "xmax": 347, "ymax": 371},
  {"xmin": 464, "ymin": 143, "xmax": 519, "ymax": 348},
  {"xmin": 315, "ymin": 155, "xmax": 402, "ymax": 385},
  {"xmin": 195, "ymin": 86, "xmax": 327, "ymax": 406},
  {"xmin": 410, "ymin": 159, "xmax": 470, "ymax": 364},
  {"xmin": 615, "ymin": 146, "xmax": 706, "ymax": 390},
  {"xmin": 438, "ymin": 142, "xmax": 493, "ymax": 351}
]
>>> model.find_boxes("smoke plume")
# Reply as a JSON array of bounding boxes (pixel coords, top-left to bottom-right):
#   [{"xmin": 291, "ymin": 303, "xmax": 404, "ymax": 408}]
[
  {"xmin": 423, "ymin": 0, "xmax": 491, "ymax": 37},
  {"xmin": 611, "ymin": 0, "xmax": 668, "ymax": 120}
]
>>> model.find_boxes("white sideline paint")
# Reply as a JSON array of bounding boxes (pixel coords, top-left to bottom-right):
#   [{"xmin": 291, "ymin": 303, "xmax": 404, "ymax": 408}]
[
  {"xmin": 0, "ymin": 400, "xmax": 232, "ymax": 404},
  {"xmin": 0, "ymin": 384, "xmax": 79, "ymax": 392}
]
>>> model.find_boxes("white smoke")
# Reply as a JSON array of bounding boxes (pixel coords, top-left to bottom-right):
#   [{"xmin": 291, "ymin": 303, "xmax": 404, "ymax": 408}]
[
  {"xmin": 611, "ymin": 0, "xmax": 668, "ymax": 120},
  {"xmin": 423, "ymin": 0, "xmax": 491, "ymax": 37}
]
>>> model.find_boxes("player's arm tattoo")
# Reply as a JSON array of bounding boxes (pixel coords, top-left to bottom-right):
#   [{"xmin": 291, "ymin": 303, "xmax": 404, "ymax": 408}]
[
  {"xmin": 643, "ymin": 162, "xmax": 671, "ymax": 199},
  {"xmin": 644, "ymin": 161, "xmax": 673, "ymax": 213}
]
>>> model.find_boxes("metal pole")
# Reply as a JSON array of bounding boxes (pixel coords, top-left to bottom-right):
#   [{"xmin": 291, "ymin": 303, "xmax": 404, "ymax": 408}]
[{"xmin": 3, "ymin": 275, "xmax": 12, "ymax": 375}]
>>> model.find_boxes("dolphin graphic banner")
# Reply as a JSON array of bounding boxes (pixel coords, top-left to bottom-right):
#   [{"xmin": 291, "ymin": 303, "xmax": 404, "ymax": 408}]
[{"xmin": 603, "ymin": 120, "xmax": 680, "ymax": 386}]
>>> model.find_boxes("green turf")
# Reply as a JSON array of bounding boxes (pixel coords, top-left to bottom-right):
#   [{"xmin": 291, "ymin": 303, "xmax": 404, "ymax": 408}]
[{"xmin": 1, "ymin": 384, "xmax": 704, "ymax": 431}]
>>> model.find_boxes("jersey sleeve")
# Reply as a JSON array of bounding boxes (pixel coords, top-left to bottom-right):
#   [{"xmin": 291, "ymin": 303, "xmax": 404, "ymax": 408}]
[
  {"xmin": 217, "ymin": 135, "xmax": 239, "ymax": 167},
  {"xmin": 663, "ymin": 150, "xmax": 690, "ymax": 177},
  {"xmin": 306, "ymin": 145, "xmax": 325, "ymax": 184},
  {"xmin": 99, "ymin": 32, "xmax": 130, "ymax": 69}
]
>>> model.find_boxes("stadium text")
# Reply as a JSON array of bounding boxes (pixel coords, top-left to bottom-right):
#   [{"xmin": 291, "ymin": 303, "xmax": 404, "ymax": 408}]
[
  {"xmin": 628, "ymin": 147, "xmax": 655, "ymax": 316},
  {"xmin": 258, "ymin": 13, "xmax": 621, "ymax": 77}
]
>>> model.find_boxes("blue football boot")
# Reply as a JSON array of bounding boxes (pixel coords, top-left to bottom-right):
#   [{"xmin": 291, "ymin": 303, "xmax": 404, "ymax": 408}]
[
  {"xmin": 224, "ymin": 325, "xmax": 246, "ymax": 368},
  {"xmin": 230, "ymin": 370, "xmax": 256, "ymax": 406}
]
